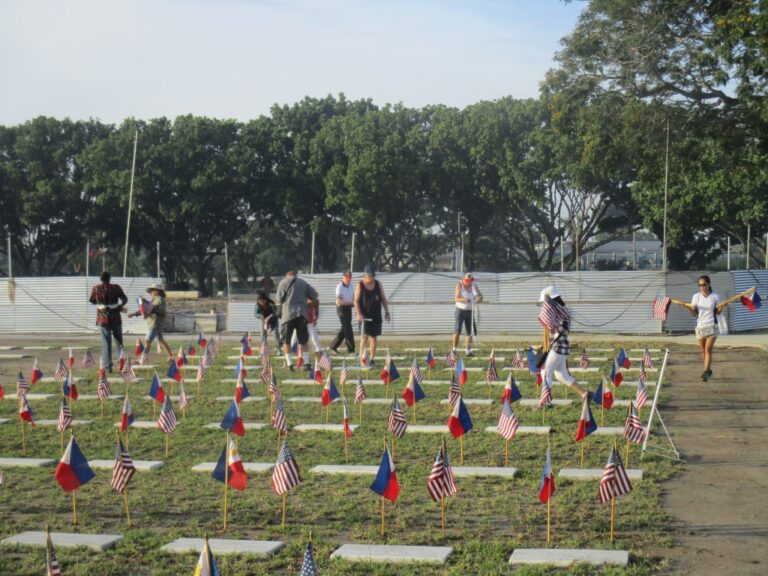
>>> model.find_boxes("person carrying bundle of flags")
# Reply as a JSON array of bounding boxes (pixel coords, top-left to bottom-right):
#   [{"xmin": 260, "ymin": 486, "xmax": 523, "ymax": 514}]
[{"xmin": 127, "ymin": 284, "xmax": 174, "ymax": 362}]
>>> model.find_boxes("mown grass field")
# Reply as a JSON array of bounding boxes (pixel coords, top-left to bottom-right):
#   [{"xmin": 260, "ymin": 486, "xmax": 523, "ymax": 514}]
[{"xmin": 0, "ymin": 338, "xmax": 679, "ymax": 575}]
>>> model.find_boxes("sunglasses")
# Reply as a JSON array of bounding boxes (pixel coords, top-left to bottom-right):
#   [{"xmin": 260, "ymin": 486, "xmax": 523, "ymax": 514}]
[{"xmin": 698, "ymin": 283, "xmax": 708, "ymax": 287}]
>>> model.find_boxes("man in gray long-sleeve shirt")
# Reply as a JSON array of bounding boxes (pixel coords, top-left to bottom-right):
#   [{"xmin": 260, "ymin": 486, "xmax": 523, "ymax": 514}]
[{"xmin": 276, "ymin": 270, "xmax": 319, "ymax": 371}]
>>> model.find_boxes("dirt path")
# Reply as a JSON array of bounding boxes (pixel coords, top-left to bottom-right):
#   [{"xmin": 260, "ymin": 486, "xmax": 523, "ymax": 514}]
[{"xmin": 660, "ymin": 345, "xmax": 768, "ymax": 575}]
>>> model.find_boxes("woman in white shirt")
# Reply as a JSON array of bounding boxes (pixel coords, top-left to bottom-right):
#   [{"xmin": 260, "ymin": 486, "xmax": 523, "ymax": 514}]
[{"xmin": 687, "ymin": 275, "xmax": 725, "ymax": 381}]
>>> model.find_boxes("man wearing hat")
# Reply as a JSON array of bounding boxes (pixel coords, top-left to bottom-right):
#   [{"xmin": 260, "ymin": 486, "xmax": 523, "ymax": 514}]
[
  {"xmin": 354, "ymin": 265, "xmax": 390, "ymax": 368},
  {"xmin": 89, "ymin": 271, "xmax": 129, "ymax": 372},
  {"xmin": 329, "ymin": 270, "xmax": 356, "ymax": 355},
  {"xmin": 452, "ymin": 272, "xmax": 483, "ymax": 356},
  {"xmin": 127, "ymin": 284, "xmax": 174, "ymax": 360}
]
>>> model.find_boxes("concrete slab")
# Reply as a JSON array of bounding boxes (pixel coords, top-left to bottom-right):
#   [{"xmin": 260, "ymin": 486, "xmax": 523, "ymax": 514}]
[
  {"xmin": 90, "ymin": 460, "xmax": 165, "ymax": 471},
  {"xmin": 311, "ymin": 465, "xmax": 378, "ymax": 475},
  {"xmin": 113, "ymin": 421, "xmax": 159, "ymax": 429},
  {"xmin": 161, "ymin": 537, "xmax": 284, "ymax": 557},
  {"xmin": 509, "ymin": 548, "xmax": 629, "ymax": 567},
  {"xmin": 75, "ymin": 394, "xmax": 124, "ymax": 401},
  {"xmin": 107, "ymin": 378, "xmax": 143, "ymax": 384},
  {"xmin": 0, "ymin": 457, "xmax": 55, "ymax": 467},
  {"xmin": 224, "ymin": 365, "xmax": 263, "ymax": 371},
  {"xmin": 60, "ymin": 346, "xmax": 90, "ymax": 350},
  {"xmin": 287, "ymin": 397, "xmax": 321, "ymax": 403},
  {"xmin": 0, "ymin": 346, "xmax": 19, "ymax": 350},
  {"xmin": 439, "ymin": 398, "xmax": 492, "ymax": 405},
  {"xmin": 406, "ymin": 425, "xmax": 446, "ymax": 433},
  {"xmin": 192, "ymin": 462, "xmax": 274, "ymax": 473},
  {"xmin": 1, "ymin": 531, "xmax": 123, "ymax": 552},
  {"xmin": 293, "ymin": 424, "xmax": 360, "ymax": 433},
  {"xmin": 144, "ymin": 395, "xmax": 193, "ymax": 402},
  {"xmin": 23, "ymin": 393, "xmax": 57, "ymax": 400},
  {"xmin": 331, "ymin": 544, "xmax": 453, "ymax": 564},
  {"xmin": 0, "ymin": 354, "xmax": 29, "ymax": 359},
  {"xmin": 0, "ymin": 419, "xmax": 9, "ymax": 425},
  {"xmin": 519, "ymin": 399, "xmax": 574, "ymax": 407},
  {"xmin": 594, "ymin": 427, "xmax": 647, "ymax": 435},
  {"xmin": 484, "ymin": 426, "xmax": 552, "ymax": 434},
  {"xmin": 220, "ymin": 379, "xmax": 262, "ymax": 385},
  {"xmin": 204, "ymin": 422, "xmax": 268, "ymax": 431},
  {"xmin": 22, "ymin": 346, "xmax": 56, "ymax": 350},
  {"xmin": 131, "ymin": 365, "xmax": 157, "ymax": 370},
  {"xmin": 215, "ymin": 396, "xmax": 266, "ymax": 403},
  {"xmin": 35, "ymin": 419, "xmax": 93, "ymax": 427},
  {"xmin": 452, "ymin": 466, "xmax": 516, "ymax": 478},
  {"xmin": 559, "ymin": 468, "xmax": 643, "ymax": 481}
]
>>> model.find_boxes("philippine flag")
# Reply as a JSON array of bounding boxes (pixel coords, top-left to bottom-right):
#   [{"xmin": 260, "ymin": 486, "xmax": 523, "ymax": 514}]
[
  {"xmin": 425, "ymin": 347, "xmax": 435, "ymax": 369},
  {"xmin": 212, "ymin": 438, "xmax": 248, "ymax": 492},
  {"xmin": 501, "ymin": 374, "xmax": 522, "ymax": 404},
  {"xmin": 456, "ymin": 358, "xmax": 468, "ymax": 386},
  {"xmin": 617, "ymin": 348, "xmax": 631, "ymax": 369},
  {"xmin": 120, "ymin": 396, "xmax": 135, "ymax": 431},
  {"xmin": 321, "ymin": 375, "xmax": 340, "ymax": 407},
  {"xmin": 187, "ymin": 343, "xmax": 196, "ymax": 356},
  {"xmin": 241, "ymin": 339, "xmax": 252, "ymax": 357},
  {"xmin": 135, "ymin": 339, "xmax": 145, "ymax": 357},
  {"xmin": 593, "ymin": 379, "xmax": 614, "ymax": 410},
  {"xmin": 167, "ymin": 358, "xmax": 182, "ymax": 383},
  {"xmin": 220, "ymin": 400, "xmax": 246, "ymax": 436},
  {"xmin": 575, "ymin": 396, "xmax": 598, "ymax": 441},
  {"xmin": 380, "ymin": 356, "xmax": 401, "ymax": 385},
  {"xmin": 343, "ymin": 398, "xmax": 352, "ymax": 438},
  {"xmin": 198, "ymin": 332, "xmax": 207, "ymax": 348},
  {"xmin": 148, "ymin": 372, "xmax": 165, "ymax": 404},
  {"xmin": 370, "ymin": 444, "xmax": 400, "ymax": 502},
  {"xmin": 68, "ymin": 348, "xmax": 75, "ymax": 369},
  {"xmin": 54, "ymin": 437, "xmax": 95, "ymax": 492},
  {"xmin": 19, "ymin": 395, "xmax": 35, "ymax": 425},
  {"xmin": 610, "ymin": 360, "xmax": 624, "ymax": 387},
  {"xmin": 31, "ymin": 358, "xmax": 43, "ymax": 384},
  {"xmin": 448, "ymin": 398, "xmax": 473, "ymax": 438},
  {"xmin": 527, "ymin": 347, "xmax": 537, "ymax": 374},
  {"xmin": 63, "ymin": 372, "xmax": 79, "ymax": 401},
  {"xmin": 314, "ymin": 361, "xmax": 324, "ymax": 385},
  {"xmin": 538, "ymin": 447, "xmax": 556, "ymax": 503},
  {"xmin": 741, "ymin": 291, "xmax": 762, "ymax": 311},
  {"xmin": 235, "ymin": 377, "xmax": 251, "ymax": 404},
  {"xmin": 235, "ymin": 356, "xmax": 247, "ymax": 379},
  {"xmin": 402, "ymin": 375, "xmax": 425, "ymax": 407},
  {"xmin": 176, "ymin": 346, "xmax": 188, "ymax": 367}
]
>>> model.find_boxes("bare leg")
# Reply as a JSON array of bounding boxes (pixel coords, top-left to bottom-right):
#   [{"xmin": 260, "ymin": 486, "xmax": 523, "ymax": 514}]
[
  {"xmin": 369, "ymin": 336, "xmax": 377, "ymax": 362},
  {"xmin": 451, "ymin": 333, "xmax": 460, "ymax": 349},
  {"xmin": 704, "ymin": 336, "xmax": 716, "ymax": 372},
  {"xmin": 157, "ymin": 338, "xmax": 173, "ymax": 358},
  {"xmin": 360, "ymin": 334, "xmax": 369, "ymax": 361},
  {"xmin": 697, "ymin": 338, "xmax": 707, "ymax": 369}
]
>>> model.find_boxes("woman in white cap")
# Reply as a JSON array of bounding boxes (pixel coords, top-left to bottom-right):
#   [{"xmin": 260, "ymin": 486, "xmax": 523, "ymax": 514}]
[
  {"xmin": 451, "ymin": 272, "xmax": 483, "ymax": 356},
  {"xmin": 127, "ymin": 284, "xmax": 174, "ymax": 360},
  {"xmin": 538, "ymin": 286, "xmax": 589, "ymax": 400}
]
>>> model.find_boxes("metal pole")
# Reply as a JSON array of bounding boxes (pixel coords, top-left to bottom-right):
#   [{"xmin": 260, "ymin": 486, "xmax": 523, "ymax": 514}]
[
  {"xmin": 661, "ymin": 120, "xmax": 670, "ymax": 273},
  {"xmin": 85, "ymin": 240, "xmax": 90, "ymax": 278},
  {"xmin": 574, "ymin": 221, "xmax": 580, "ymax": 272},
  {"xmin": 632, "ymin": 230, "xmax": 637, "ymax": 270},
  {"xmin": 310, "ymin": 231, "xmax": 315, "ymax": 275},
  {"xmin": 350, "ymin": 232, "xmax": 356, "ymax": 272},
  {"xmin": 727, "ymin": 236, "xmax": 731, "ymax": 271},
  {"xmin": 224, "ymin": 243, "xmax": 232, "ymax": 300},
  {"xmin": 123, "ymin": 130, "xmax": 139, "ymax": 277},
  {"xmin": 460, "ymin": 229, "xmax": 465, "ymax": 275},
  {"xmin": 560, "ymin": 236, "xmax": 564, "ymax": 272},
  {"xmin": 746, "ymin": 224, "xmax": 751, "ymax": 269},
  {"xmin": 156, "ymin": 241, "xmax": 161, "ymax": 279},
  {"xmin": 765, "ymin": 232, "xmax": 767, "ymax": 270},
  {"xmin": 6, "ymin": 234, "xmax": 11, "ymax": 278},
  {"xmin": 457, "ymin": 212, "xmax": 462, "ymax": 274}
]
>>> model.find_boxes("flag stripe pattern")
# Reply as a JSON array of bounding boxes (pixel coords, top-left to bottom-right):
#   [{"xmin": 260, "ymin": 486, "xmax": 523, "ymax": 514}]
[
  {"xmin": 387, "ymin": 397, "xmax": 408, "ymax": 438},
  {"xmin": 111, "ymin": 438, "xmax": 136, "ymax": 493},
  {"xmin": 652, "ymin": 296, "xmax": 672, "ymax": 320},
  {"xmin": 497, "ymin": 399, "xmax": 519, "ymax": 440},
  {"xmin": 354, "ymin": 377, "xmax": 367, "ymax": 403},
  {"xmin": 272, "ymin": 398, "xmax": 287, "ymax": 433},
  {"xmin": 57, "ymin": 399, "xmax": 72, "ymax": 433},
  {"xmin": 427, "ymin": 446, "xmax": 458, "ymax": 502},
  {"xmin": 599, "ymin": 446, "xmax": 633, "ymax": 504},
  {"xmin": 158, "ymin": 396, "xmax": 178, "ymax": 433},
  {"xmin": 272, "ymin": 440, "xmax": 302, "ymax": 495},
  {"xmin": 623, "ymin": 401, "xmax": 645, "ymax": 444}
]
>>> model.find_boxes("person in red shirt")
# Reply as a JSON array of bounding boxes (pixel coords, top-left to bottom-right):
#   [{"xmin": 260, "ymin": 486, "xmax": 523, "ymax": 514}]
[{"xmin": 89, "ymin": 271, "xmax": 128, "ymax": 372}]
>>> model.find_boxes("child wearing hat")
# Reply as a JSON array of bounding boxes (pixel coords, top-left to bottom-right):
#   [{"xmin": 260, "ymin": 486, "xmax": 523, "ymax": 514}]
[{"xmin": 128, "ymin": 284, "xmax": 174, "ymax": 360}]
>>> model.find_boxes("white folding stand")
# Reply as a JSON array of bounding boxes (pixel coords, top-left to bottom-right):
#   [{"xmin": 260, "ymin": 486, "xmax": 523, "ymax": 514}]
[{"xmin": 642, "ymin": 348, "xmax": 683, "ymax": 461}]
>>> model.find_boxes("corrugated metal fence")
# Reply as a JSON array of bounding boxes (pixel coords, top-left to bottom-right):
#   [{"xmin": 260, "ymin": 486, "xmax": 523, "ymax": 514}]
[{"xmin": 0, "ymin": 277, "xmax": 161, "ymax": 334}]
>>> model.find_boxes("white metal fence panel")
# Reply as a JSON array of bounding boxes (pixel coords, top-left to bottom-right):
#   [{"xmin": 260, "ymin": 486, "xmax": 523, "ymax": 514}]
[{"xmin": 730, "ymin": 271, "xmax": 768, "ymax": 332}]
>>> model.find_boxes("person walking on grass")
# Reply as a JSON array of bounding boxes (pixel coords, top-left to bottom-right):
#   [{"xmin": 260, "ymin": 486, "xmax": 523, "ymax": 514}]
[
  {"xmin": 127, "ymin": 284, "xmax": 174, "ymax": 361},
  {"xmin": 354, "ymin": 265, "xmax": 390, "ymax": 368},
  {"xmin": 329, "ymin": 270, "xmax": 355, "ymax": 355},
  {"xmin": 451, "ymin": 272, "xmax": 483, "ymax": 356},
  {"xmin": 275, "ymin": 271, "xmax": 319, "ymax": 372},
  {"xmin": 89, "ymin": 271, "xmax": 128, "ymax": 372}
]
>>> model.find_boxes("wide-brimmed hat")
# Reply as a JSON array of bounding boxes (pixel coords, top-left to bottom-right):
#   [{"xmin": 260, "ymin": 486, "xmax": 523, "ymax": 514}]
[
  {"xmin": 539, "ymin": 285, "xmax": 561, "ymax": 303},
  {"xmin": 146, "ymin": 284, "xmax": 166, "ymax": 297}
]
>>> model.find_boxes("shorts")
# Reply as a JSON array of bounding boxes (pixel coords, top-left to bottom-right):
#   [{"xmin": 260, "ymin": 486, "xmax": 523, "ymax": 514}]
[
  {"xmin": 695, "ymin": 324, "xmax": 716, "ymax": 339},
  {"xmin": 281, "ymin": 316, "xmax": 309, "ymax": 346},
  {"xmin": 453, "ymin": 308, "xmax": 476, "ymax": 335},
  {"xmin": 361, "ymin": 318, "xmax": 382, "ymax": 338},
  {"xmin": 145, "ymin": 326, "xmax": 165, "ymax": 343}
]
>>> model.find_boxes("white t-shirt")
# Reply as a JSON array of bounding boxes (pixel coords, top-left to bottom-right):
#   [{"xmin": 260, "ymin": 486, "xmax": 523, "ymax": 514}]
[
  {"xmin": 336, "ymin": 282, "xmax": 354, "ymax": 306},
  {"xmin": 691, "ymin": 292, "xmax": 720, "ymax": 328},
  {"xmin": 455, "ymin": 282, "xmax": 480, "ymax": 311}
]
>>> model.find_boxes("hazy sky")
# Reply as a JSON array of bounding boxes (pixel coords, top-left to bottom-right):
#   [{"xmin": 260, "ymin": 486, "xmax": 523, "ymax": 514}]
[{"xmin": 0, "ymin": 0, "xmax": 585, "ymax": 125}]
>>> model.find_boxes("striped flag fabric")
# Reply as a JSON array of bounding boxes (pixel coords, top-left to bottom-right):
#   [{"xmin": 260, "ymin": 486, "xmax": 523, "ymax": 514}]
[
  {"xmin": 580, "ymin": 349, "xmax": 590, "ymax": 370},
  {"xmin": 486, "ymin": 349, "xmax": 499, "ymax": 384},
  {"xmin": 598, "ymin": 445, "xmax": 632, "ymax": 504},
  {"xmin": 321, "ymin": 374, "xmax": 340, "ymax": 407},
  {"xmin": 64, "ymin": 371, "xmax": 78, "ymax": 401},
  {"xmin": 496, "ymin": 398, "xmax": 519, "ymax": 440},
  {"xmin": 354, "ymin": 376, "xmax": 367, "ymax": 403},
  {"xmin": 54, "ymin": 359, "xmax": 69, "ymax": 382},
  {"xmin": 272, "ymin": 398, "xmax": 287, "ymax": 433},
  {"xmin": 157, "ymin": 396, "xmax": 178, "ymax": 433},
  {"xmin": 121, "ymin": 358, "xmax": 137, "ymax": 383},
  {"xmin": 220, "ymin": 400, "xmax": 245, "ymax": 436},
  {"xmin": 97, "ymin": 369, "xmax": 113, "ymax": 400},
  {"xmin": 638, "ymin": 366, "xmax": 647, "ymax": 384},
  {"xmin": 260, "ymin": 362, "xmax": 272, "ymax": 386},
  {"xmin": 635, "ymin": 380, "xmax": 649, "ymax": 410},
  {"xmin": 16, "ymin": 371, "xmax": 29, "ymax": 398},
  {"xmin": 447, "ymin": 373, "xmax": 461, "ymax": 405},
  {"xmin": 652, "ymin": 296, "xmax": 672, "ymax": 320},
  {"xmin": 82, "ymin": 349, "xmax": 96, "ymax": 369},
  {"xmin": 137, "ymin": 349, "xmax": 149, "ymax": 366},
  {"xmin": 427, "ymin": 445, "xmax": 458, "ymax": 502},
  {"xmin": 110, "ymin": 438, "xmax": 136, "ymax": 493},
  {"xmin": 538, "ymin": 295, "xmax": 569, "ymax": 330},
  {"xmin": 269, "ymin": 373, "xmax": 281, "ymax": 402},
  {"xmin": 318, "ymin": 350, "xmax": 332, "ymax": 372},
  {"xmin": 300, "ymin": 541, "xmax": 318, "ymax": 576},
  {"xmin": 387, "ymin": 397, "xmax": 408, "ymax": 438},
  {"xmin": 537, "ymin": 381, "xmax": 552, "ymax": 408},
  {"xmin": 178, "ymin": 381, "xmax": 189, "ymax": 410},
  {"xmin": 196, "ymin": 362, "xmax": 208, "ymax": 383},
  {"xmin": 272, "ymin": 440, "xmax": 302, "ymax": 495},
  {"xmin": 259, "ymin": 338, "xmax": 269, "ymax": 364},
  {"xmin": 201, "ymin": 346, "xmax": 213, "ymax": 369},
  {"xmin": 642, "ymin": 347, "xmax": 653, "ymax": 369},
  {"xmin": 339, "ymin": 360, "xmax": 349, "ymax": 388},
  {"xmin": 512, "ymin": 349, "xmax": 525, "ymax": 369},
  {"xmin": 57, "ymin": 399, "xmax": 72, "ymax": 433},
  {"xmin": 741, "ymin": 290, "xmax": 762, "ymax": 311},
  {"xmin": 46, "ymin": 528, "xmax": 62, "ymax": 576},
  {"xmin": 445, "ymin": 348, "xmax": 457, "ymax": 368},
  {"xmin": 623, "ymin": 401, "xmax": 645, "ymax": 444},
  {"xmin": 409, "ymin": 358, "xmax": 423, "ymax": 385}
]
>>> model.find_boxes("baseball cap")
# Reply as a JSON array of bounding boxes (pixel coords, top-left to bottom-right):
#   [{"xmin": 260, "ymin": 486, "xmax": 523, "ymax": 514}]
[
  {"xmin": 363, "ymin": 265, "xmax": 376, "ymax": 277},
  {"xmin": 538, "ymin": 285, "xmax": 561, "ymax": 303}
]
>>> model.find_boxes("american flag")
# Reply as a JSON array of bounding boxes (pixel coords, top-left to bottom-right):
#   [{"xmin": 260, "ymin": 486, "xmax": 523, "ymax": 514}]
[
  {"xmin": 121, "ymin": 358, "xmax": 137, "ymax": 383},
  {"xmin": 46, "ymin": 529, "xmax": 62, "ymax": 576},
  {"xmin": 652, "ymin": 296, "xmax": 672, "ymax": 320},
  {"xmin": 635, "ymin": 380, "xmax": 649, "ymax": 410},
  {"xmin": 354, "ymin": 377, "xmax": 367, "ymax": 403},
  {"xmin": 195, "ymin": 362, "xmax": 208, "ymax": 382},
  {"xmin": 259, "ymin": 338, "xmax": 270, "ymax": 364},
  {"xmin": 447, "ymin": 374, "xmax": 461, "ymax": 405},
  {"xmin": 57, "ymin": 399, "xmax": 72, "ymax": 433},
  {"xmin": 16, "ymin": 371, "xmax": 28, "ymax": 398},
  {"xmin": 512, "ymin": 349, "xmax": 525, "ymax": 369},
  {"xmin": 82, "ymin": 349, "xmax": 96, "ymax": 369},
  {"xmin": 538, "ymin": 381, "xmax": 552, "ymax": 408},
  {"xmin": 388, "ymin": 397, "xmax": 408, "ymax": 438},
  {"xmin": 427, "ymin": 445, "xmax": 458, "ymax": 502},
  {"xmin": 445, "ymin": 348, "xmax": 457, "ymax": 368},
  {"xmin": 319, "ymin": 350, "xmax": 332, "ymax": 371},
  {"xmin": 157, "ymin": 396, "xmax": 178, "ymax": 433},
  {"xmin": 178, "ymin": 381, "xmax": 189, "ymax": 410},
  {"xmin": 598, "ymin": 445, "xmax": 632, "ymax": 504},
  {"xmin": 261, "ymin": 363, "xmax": 273, "ymax": 386},
  {"xmin": 54, "ymin": 359, "xmax": 69, "ymax": 382},
  {"xmin": 642, "ymin": 347, "xmax": 653, "ymax": 369},
  {"xmin": 201, "ymin": 346, "xmax": 213, "ymax": 369},
  {"xmin": 212, "ymin": 333, "xmax": 221, "ymax": 357},
  {"xmin": 497, "ymin": 399, "xmax": 519, "ymax": 440},
  {"xmin": 301, "ymin": 541, "xmax": 318, "ymax": 576},
  {"xmin": 409, "ymin": 358, "xmax": 422, "ymax": 384},
  {"xmin": 538, "ymin": 295, "xmax": 569, "ymax": 330},
  {"xmin": 272, "ymin": 440, "xmax": 302, "ymax": 495},
  {"xmin": 638, "ymin": 366, "xmax": 647, "ymax": 384},
  {"xmin": 272, "ymin": 398, "xmax": 287, "ymax": 433},
  {"xmin": 339, "ymin": 360, "xmax": 349, "ymax": 388},
  {"xmin": 110, "ymin": 438, "xmax": 136, "ymax": 493},
  {"xmin": 623, "ymin": 401, "xmax": 645, "ymax": 444},
  {"xmin": 269, "ymin": 373, "xmax": 281, "ymax": 402},
  {"xmin": 486, "ymin": 350, "xmax": 499, "ymax": 384},
  {"xmin": 97, "ymin": 370, "xmax": 113, "ymax": 399},
  {"xmin": 579, "ymin": 349, "xmax": 590, "ymax": 370}
]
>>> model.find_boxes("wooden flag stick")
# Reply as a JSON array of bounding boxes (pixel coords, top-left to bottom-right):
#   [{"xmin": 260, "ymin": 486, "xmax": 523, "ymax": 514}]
[
  {"xmin": 20, "ymin": 420, "xmax": 26, "ymax": 455},
  {"xmin": 281, "ymin": 493, "xmax": 287, "ymax": 529},
  {"xmin": 164, "ymin": 434, "xmax": 169, "ymax": 460},
  {"xmin": 344, "ymin": 431, "xmax": 349, "ymax": 464},
  {"xmin": 392, "ymin": 435, "xmax": 396, "ymax": 460},
  {"xmin": 625, "ymin": 438, "xmax": 631, "ymax": 468},
  {"xmin": 580, "ymin": 443, "xmax": 585, "ymax": 468},
  {"xmin": 413, "ymin": 401, "xmax": 417, "ymax": 424},
  {"xmin": 441, "ymin": 495, "xmax": 446, "ymax": 536},
  {"xmin": 223, "ymin": 433, "xmax": 229, "ymax": 530},
  {"xmin": 325, "ymin": 405, "xmax": 329, "ymax": 424},
  {"xmin": 460, "ymin": 435, "xmax": 464, "ymax": 465},
  {"xmin": 546, "ymin": 495, "xmax": 551, "ymax": 543},
  {"xmin": 124, "ymin": 488, "xmax": 132, "ymax": 527},
  {"xmin": 504, "ymin": 439, "xmax": 509, "ymax": 467},
  {"xmin": 100, "ymin": 399, "xmax": 104, "ymax": 420},
  {"xmin": 152, "ymin": 402, "xmax": 156, "ymax": 419},
  {"xmin": 60, "ymin": 428, "xmax": 64, "ymax": 451},
  {"xmin": 380, "ymin": 495, "xmax": 385, "ymax": 537},
  {"xmin": 276, "ymin": 429, "xmax": 281, "ymax": 458},
  {"xmin": 72, "ymin": 490, "xmax": 78, "ymax": 525},
  {"xmin": 610, "ymin": 496, "xmax": 615, "ymax": 542},
  {"xmin": 601, "ymin": 402, "xmax": 605, "ymax": 426},
  {"xmin": 125, "ymin": 428, "xmax": 129, "ymax": 450}
]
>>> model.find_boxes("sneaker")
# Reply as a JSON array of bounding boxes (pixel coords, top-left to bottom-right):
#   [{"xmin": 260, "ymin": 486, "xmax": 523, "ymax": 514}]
[
  {"xmin": 288, "ymin": 365, "xmax": 295, "ymax": 372},
  {"xmin": 706, "ymin": 369, "xmax": 713, "ymax": 379},
  {"xmin": 701, "ymin": 371, "xmax": 708, "ymax": 381},
  {"xmin": 368, "ymin": 360, "xmax": 376, "ymax": 369},
  {"xmin": 465, "ymin": 350, "xmax": 474, "ymax": 357},
  {"xmin": 305, "ymin": 363, "xmax": 312, "ymax": 372}
]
